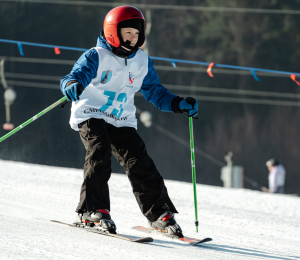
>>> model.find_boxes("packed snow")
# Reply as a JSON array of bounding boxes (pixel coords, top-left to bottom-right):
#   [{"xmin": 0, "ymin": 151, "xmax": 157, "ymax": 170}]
[{"xmin": 0, "ymin": 159, "xmax": 299, "ymax": 260}]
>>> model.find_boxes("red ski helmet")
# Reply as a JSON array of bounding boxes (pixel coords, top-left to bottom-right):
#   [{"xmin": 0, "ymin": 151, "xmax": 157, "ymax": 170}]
[{"xmin": 103, "ymin": 6, "xmax": 145, "ymax": 48}]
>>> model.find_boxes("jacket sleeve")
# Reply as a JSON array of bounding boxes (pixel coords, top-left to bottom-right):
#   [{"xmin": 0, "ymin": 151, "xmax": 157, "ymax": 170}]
[
  {"xmin": 140, "ymin": 57, "xmax": 183, "ymax": 113},
  {"xmin": 60, "ymin": 49, "xmax": 99, "ymax": 92}
]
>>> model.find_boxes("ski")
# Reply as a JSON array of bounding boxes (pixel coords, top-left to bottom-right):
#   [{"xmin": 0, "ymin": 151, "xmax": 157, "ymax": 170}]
[
  {"xmin": 51, "ymin": 220, "xmax": 153, "ymax": 243},
  {"xmin": 132, "ymin": 226, "xmax": 212, "ymax": 245}
]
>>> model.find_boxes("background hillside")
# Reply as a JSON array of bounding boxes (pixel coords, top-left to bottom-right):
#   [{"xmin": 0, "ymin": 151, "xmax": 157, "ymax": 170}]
[{"xmin": 1, "ymin": 0, "xmax": 300, "ymax": 193}]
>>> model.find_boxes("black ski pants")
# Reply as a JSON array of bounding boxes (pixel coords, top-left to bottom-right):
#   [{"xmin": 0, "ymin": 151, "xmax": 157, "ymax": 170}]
[{"xmin": 76, "ymin": 118, "xmax": 178, "ymax": 222}]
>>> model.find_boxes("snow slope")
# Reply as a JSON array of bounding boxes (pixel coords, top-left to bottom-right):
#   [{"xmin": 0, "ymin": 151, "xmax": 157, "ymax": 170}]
[{"xmin": 0, "ymin": 159, "xmax": 299, "ymax": 260}]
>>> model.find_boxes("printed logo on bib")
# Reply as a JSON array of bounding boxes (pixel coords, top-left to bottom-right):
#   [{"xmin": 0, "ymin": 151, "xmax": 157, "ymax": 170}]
[
  {"xmin": 126, "ymin": 72, "xmax": 134, "ymax": 88},
  {"xmin": 129, "ymin": 72, "xmax": 134, "ymax": 84},
  {"xmin": 100, "ymin": 70, "xmax": 112, "ymax": 84}
]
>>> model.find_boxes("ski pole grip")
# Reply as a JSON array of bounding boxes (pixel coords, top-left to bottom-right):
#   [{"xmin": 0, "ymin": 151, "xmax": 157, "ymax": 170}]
[
  {"xmin": 186, "ymin": 97, "xmax": 198, "ymax": 119},
  {"xmin": 186, "ymin": 97, "xmax": 195, "ymax": 108},
  {"xmin": 59, "ymin": 99, "xmax": 69, "ymax": 109}
]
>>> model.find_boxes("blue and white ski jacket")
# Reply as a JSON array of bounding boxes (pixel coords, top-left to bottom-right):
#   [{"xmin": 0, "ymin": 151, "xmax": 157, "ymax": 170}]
[{"xmin": 61, "ymin": 31, "xmax": 180, "ymax": 130}]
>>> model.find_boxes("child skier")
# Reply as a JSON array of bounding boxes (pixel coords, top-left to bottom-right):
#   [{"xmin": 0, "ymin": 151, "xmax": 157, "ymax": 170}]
[{"xmin": 60, "ymin": 5, "xmax": 198, "ymax": 237}]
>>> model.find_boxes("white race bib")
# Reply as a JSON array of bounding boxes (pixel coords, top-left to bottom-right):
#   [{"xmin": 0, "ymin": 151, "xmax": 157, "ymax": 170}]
[{"xmin": 70, "ymin": 48, "xmax": 148, "ymax": 130}]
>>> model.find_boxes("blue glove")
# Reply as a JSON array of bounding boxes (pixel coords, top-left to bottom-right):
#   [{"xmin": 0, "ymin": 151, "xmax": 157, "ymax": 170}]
[
  {"xmin": 179, "ymin": 97, "xmax": 198, "ymax": 117},
  {"xmin": 63, "ymin": 82, "xmax": 85, "ymax": 101}
]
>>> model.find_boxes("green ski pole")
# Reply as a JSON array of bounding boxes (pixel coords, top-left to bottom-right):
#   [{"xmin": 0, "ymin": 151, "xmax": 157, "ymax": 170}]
[
  {"xmin": 0, "ymin": 96, "xmax": 67, "ymax": 143},
  {"xmin": 189, "ymin": 116, "xmax": 199, "ymax": 232}
]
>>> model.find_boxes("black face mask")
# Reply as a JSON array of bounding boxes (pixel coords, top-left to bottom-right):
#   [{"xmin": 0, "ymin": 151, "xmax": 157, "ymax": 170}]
[
  {"xmin": 112, "ymin": 45, "xmax": 136, "ymax": 58},
  {"xmin": 120, "ymin": 39, "xmax": 138, "ymax": 51}
]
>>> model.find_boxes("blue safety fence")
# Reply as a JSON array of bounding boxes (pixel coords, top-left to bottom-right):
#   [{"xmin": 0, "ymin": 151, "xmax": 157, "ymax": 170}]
[{"xmin": 1, "ymin": 38, "xmax": 300, "ymax": 84}]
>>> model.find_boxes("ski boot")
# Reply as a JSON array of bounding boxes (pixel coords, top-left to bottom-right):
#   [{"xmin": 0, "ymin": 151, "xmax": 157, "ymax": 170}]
[
  {"xmin": 73, "ymin": 209, "xmax": 116, "ymax": 234},
  {"xmin": 149, "ymin": 212, "xmax": 183, "ymax": 238}
]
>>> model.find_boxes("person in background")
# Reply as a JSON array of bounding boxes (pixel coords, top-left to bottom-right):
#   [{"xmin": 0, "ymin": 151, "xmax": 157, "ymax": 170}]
[{"xmin": 265, "ymin": 158, "xmax": 286, "ymax": 194}]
